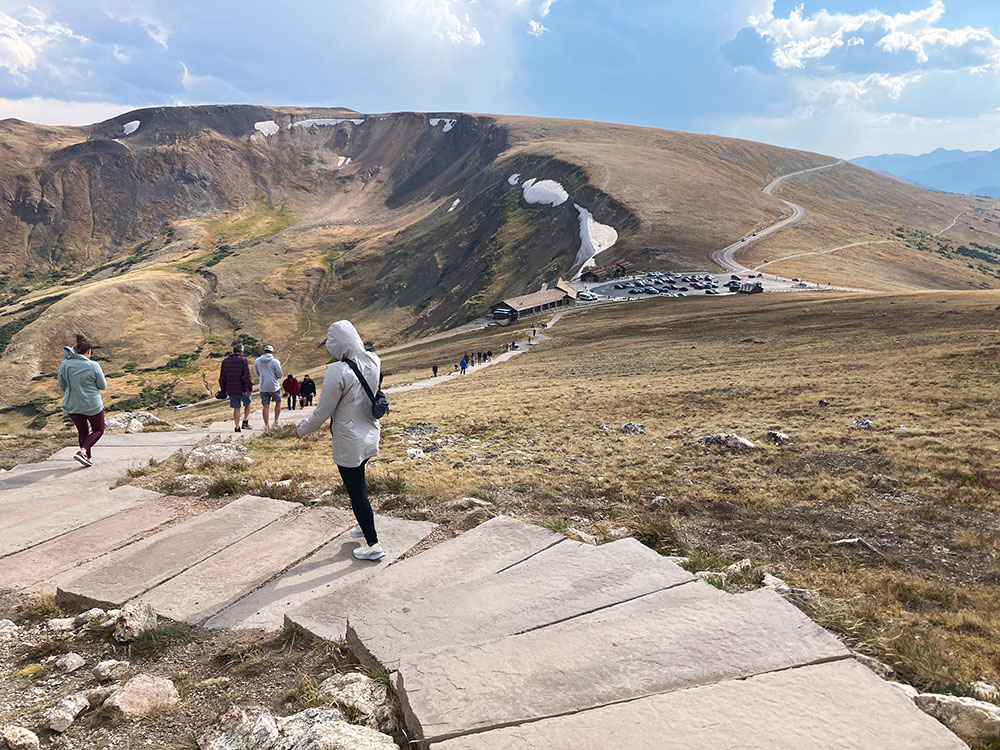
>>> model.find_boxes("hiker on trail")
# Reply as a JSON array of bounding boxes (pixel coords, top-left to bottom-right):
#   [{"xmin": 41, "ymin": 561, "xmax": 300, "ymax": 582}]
[
  {"xmin": 283, "ymin": 374, "xmax": 300, "ymax": 411},
  {"xmin": 432, "ymin": 365, "xmax": 438, "ymax": 378},
  {"xmin": 295, "ymin": 320, "xmax": 384, "ymax": 561},
  {"xmin": 220, "ymin": 342, "xmax": 253, "ymax": 433},
  {"xmin": 58, "ymin": 334, "xmax": 107, "ymax": 468},
  {"xmin": 460, "ymin": 358, "xmax": 468, "ymax": 374},
  {"xmin": 299, "ymin": 374, "xmax": 316, "ymax": 407},
  {"xmin": 254, "ymin": 345, "xmax": 283, "ymax": 428},
  {"xmin": 486, "ymin": 349, "xmax": 492, "ymax": 361}
]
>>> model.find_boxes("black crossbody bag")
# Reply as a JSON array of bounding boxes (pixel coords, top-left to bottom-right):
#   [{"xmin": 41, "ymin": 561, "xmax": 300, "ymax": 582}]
[{"xmin": 342, "ymin": 357, "xmax": 389, "ymax": 419}]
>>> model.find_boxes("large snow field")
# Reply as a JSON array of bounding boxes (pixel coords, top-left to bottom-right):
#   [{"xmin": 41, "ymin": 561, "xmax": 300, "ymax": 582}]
[
  {"xmin": 254, "ymin": 120, "xmax": 280, "ymax": 136},
  {"xmin": 290, "ymin": 118, "xmax": 364, "ymax": 129},
  {"xmin": 573, "ymin": 203, "xmax": 619, "ymax": 270},
  {"xmin": 429, "ymin": 117, "xmax": 457, "ymax": 133},
  {"xmin": 522, "ymin": 178, "xmax": 569, "ymax": 207}
]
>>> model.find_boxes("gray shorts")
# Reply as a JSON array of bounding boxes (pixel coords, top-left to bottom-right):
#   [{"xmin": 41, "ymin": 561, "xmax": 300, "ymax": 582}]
[{"xmin": 260, "ymin": 391, "xmax": 281, "ymax": 405}]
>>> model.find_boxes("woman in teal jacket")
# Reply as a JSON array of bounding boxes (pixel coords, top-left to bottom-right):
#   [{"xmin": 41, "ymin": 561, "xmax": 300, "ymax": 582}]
[{"xmin": 57, "ymin": 335, "xmax": 107, "ymax": 467}]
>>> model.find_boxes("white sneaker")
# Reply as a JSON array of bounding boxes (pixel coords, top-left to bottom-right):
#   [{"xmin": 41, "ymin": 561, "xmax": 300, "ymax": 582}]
[
  {"xmin": 350, "ymin": 525, "xmax": 365, "ymax": 538},
  {"xmin": 353, "ymin": 543, "xmax": 385, "ymax": 561}
]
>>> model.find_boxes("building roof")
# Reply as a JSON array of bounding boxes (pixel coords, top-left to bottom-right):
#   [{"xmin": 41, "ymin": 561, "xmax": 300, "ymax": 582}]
[{"xmin": 497, "ymin": 288, "xmax": 571, "ymax": 312}]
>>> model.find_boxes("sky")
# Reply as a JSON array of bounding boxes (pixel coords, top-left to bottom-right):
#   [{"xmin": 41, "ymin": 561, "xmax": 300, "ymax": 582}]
[{"xmin": 0, "ymin": 0, "xmax": 999, "ymax": 158}]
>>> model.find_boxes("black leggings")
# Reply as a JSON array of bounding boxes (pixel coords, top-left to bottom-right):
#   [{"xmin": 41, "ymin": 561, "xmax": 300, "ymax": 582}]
[{"xmin": 338, "ymin": 461, "xmax": 378, "ymax": 546}]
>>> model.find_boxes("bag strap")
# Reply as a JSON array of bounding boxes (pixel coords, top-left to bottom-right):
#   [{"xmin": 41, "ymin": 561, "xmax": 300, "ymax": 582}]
[{"xmin": 342, "ymin": 357, "xmax": 379, "ymax": 406}]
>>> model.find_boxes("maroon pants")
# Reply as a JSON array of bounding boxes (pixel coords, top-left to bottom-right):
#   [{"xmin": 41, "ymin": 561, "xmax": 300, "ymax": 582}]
[{"xmin": 69, "ymin": 410, "xmax": 105, "ymax": 458}]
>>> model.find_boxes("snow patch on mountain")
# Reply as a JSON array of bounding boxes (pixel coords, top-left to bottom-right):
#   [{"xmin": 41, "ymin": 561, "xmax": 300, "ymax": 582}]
[
  {"xmin": 573, "ymin": 203, "xmax": 619, "ymax": 270},
  {"xmin": 430, "ymin": 117, "xmax": 457, "ymax": 133},
  {"xmin": 522, "ymin": 178, "xmax": 568, "ymax": 207},
  {"xmin": 254, "ymin": 120, "xmax": 280, "ymax": 137},
  {"xmin": 123, "ymin": 120, "xmax": 140, "ymax": 135},
  {"xmin": 448, "ymin": 198, "xmax": 461, "ymax": 212},
  {"xmin": 508, "ymin": 173, "xmax": 521, "ymax": 185},
  {"xmin": 290, "ymin": 118, "xmax": 364, "ymax": 129}
]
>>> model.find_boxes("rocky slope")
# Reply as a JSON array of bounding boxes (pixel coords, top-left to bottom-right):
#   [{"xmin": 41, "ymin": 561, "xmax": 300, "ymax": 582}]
[{"xmin": 0, "ymin": 105, "xmax": 997, "ymax": 415}]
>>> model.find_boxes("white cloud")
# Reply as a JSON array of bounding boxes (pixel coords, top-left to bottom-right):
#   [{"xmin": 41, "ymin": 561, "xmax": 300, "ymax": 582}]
[
  {"xmin": 539, "ymin": 0, "xmax": 557, "ymax": 18},
  {"xmin": 0, "ymin": 96, "xmax": 133, "ymax": 125},
  {"xmin": 527, "ymin": 19, "xmax": 548, "ymax": 37},
  {"xmin": 748, "ymin": 0, "xmax": 1000, "ymax": 73},
  {"xmin": 0, "ymin": 7, "xmax": 82, "ymax": 78},
  {"xmin": 394, "ymin": 0, "xmax": 484, "ymax": 45}
]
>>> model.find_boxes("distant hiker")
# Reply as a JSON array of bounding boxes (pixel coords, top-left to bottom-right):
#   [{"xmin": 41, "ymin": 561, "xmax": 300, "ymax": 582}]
[
  {"xmin": 58, "ymin": 334, "xmax": 107, "ymax": 468},
  {"xmin": 532, "ymin": 327, "xmax": 537, "ymax": 337},
  {"xmin": 283, "ymin": 374, "xmax": 301, "ymax": 410},
  {"xmin": 477, "ymin": 351, "xmax": 482, "ymax": 365},
  {"xmin": 254, "ymin": 345, "xmax": 283, "ymax": 428},
  {"xmin": 220, "ymin": 342, "xmax": 253, "ymax": 433},
  {"xmin": 460, "ymin": 358, "xmax": 468, "ymax": 374},
  {"xmin": 486, "ymin": 349, "xmax": 493, "ymax": 361},
  {"xmin": 299, "ymin": 374, "xmax": 316, "ymax": 406},
  {"xmin": 295, "ymin": 320, "xmax": 384, "ymax": 561},
  {"xmin": 432, "ymin": 365, "xmax": 438, "ymax": 378}
]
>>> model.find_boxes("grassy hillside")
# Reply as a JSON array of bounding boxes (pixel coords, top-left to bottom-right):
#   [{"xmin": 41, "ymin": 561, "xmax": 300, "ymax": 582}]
[{"xmin": 1, "ymin": 106, "xmax": 998, "ymax": 417}]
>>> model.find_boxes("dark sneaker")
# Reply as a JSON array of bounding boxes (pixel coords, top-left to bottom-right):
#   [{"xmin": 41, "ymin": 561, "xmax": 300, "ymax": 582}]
[
  {"xmin": 73, "ymin": 451, "xmax": 93, "ymax": 467},
  {"xmin": 242, "ymin": 421, "xmax": 252, "ymax": 430},
  {"xmin": 235, "ymin": 427, "xmax": 242, "ymax": 433}
]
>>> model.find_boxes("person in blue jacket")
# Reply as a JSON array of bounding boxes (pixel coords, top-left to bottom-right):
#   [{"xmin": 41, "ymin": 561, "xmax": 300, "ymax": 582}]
[{"xmin": 57, "ymin": 334, "xmax": 107, "ymax": 467}]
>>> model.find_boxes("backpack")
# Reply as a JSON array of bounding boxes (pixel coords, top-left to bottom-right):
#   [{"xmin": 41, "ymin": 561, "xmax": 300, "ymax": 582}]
[{"xmin": 342, "ymin": 357, "xmax": 389, "ymax": 419}]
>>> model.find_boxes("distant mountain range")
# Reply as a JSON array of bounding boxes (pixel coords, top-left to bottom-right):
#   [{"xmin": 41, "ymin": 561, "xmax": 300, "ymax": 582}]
[{"xmin": 852, "ymin": 147, "xmax": 1000, "ymax": 197}]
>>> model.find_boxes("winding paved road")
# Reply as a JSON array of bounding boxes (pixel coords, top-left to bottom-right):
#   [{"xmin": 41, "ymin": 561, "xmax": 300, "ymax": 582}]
[{"xmin": 711, "ymin": 161, "xmax": 845, "ymax": 275}]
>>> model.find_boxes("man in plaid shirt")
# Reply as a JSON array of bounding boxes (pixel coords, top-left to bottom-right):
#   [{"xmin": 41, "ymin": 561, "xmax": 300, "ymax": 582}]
[{"xmin": 219, "ymin": 343, "xmax": 253, "ymax": 432}]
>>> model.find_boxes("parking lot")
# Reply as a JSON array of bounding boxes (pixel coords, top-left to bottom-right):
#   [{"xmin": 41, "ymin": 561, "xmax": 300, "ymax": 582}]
[{"xmin": 587, "ymin": 271, "xmax": 741, "ymax": 300}]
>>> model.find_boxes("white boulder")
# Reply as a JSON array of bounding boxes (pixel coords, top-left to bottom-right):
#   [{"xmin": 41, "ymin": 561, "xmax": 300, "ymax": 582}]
[
  {"xmin": 93, "ymin": 659, "xmax": 130, "ymax": 682},
  {"xmin": 44, "ymin": 694, "xmax": 90, "ymax": 732},
  {"xmin": 283, "ymin": 721, "xmax": 396, "ymax": 750},
  {"xmin": 198, "ymin": 705, "xmax": 280, "ymax": 750},
  {"xmin": 185, "ymin": 442, "xmax": 253, "ymax": 470},
  {"xmin": 0, "ymin": 725, "xmax": 39, "ymax": 750},
  {"xmin": 0, "ymin": 619, "xmax": 19, "ymax": 640},
  {"xmin": 54, "ymin": 653, "xmax": 85, "ymax": 673},
  {"xmin": 914, "ymin": 692, "xmax": 1000, "ymax": 740},
  {"xmin": 113, "ymin": 602, "xmax": 158, "ymax": 642},
  {"xmin": 317, "ymin": 672, "xmax": 388, "ymax": 717},
  {"xmin": 698, "ymin": 433, "xmax": 756, "ymax": 450}
]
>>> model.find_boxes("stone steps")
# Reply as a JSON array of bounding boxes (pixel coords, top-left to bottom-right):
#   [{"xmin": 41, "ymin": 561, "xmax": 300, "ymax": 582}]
[
  {"xmin": 139, "ymin": 507, "xmax": 355, "ymax": 625},
  {"xmin": 0, "ymin": 498, "xmax": 180, "ymax": 591},
  {"xmin": 286, "ymin": 515, "xmax": 564, "ymax": 642},
  {"xmin": 431, "ymin": 660, "xmax": 968, "ymax": 749},
  {"xmin": 0, "ymin": 486, "xmax": 161, "ymax": 557},
  {"xmin": 54, "ymin": 495, "xmax": 296, "ymax": 609},
  {"xmin": 394, "ymin": 588, "xmax": 848, "ymax": 744},
  {"xmin": 345, "ymin": 536, "xmax": 695, "ymax": 670},
  {"xmin": 203, "ymin": 515, "xmax": 437, "ymax": 631}
]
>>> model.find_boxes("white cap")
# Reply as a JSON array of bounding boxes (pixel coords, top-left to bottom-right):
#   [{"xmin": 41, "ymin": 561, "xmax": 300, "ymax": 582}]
[{"xmin": 264, "ymin": 345, "xmax": 274, "ymax": 352}]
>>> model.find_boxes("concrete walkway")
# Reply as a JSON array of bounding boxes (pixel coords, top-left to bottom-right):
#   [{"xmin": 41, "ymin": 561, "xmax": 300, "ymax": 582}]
[{"xmin": 0, "ymin": 428, "xmax": 966, "ymax": 747}]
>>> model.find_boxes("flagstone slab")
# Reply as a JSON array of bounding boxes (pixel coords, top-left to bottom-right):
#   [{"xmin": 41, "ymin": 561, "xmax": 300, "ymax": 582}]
[
  {"xmin": 0, "ymin": 498, "xmax": 179, "ymax": 591},
  {"xmin": 347, "ymin": 538, "xmax": 694, "ymax": 670},
  {"xmin": 432, "ymin": 660, "xmax": 967, "ymax": 750},
  {"xmin": 287, "ymin": 516, "xmax": 564, "ymax": 642},
  {"xmin": 397, "ymin": 588, "xmax": 847, "ymax": 743},
  {"xmin": 140, "ymin": 507, "xmax": 354, "ymax": 625},
  {"xmin": 204, "ymin": 515, "xmax": 437, "ymax": 631},
  {"xmin": 0, "ymin": 486, "xmax": 159, "ymax": 557},
  {"xmin": 54, "ymin": 496, "xmax": 295, "ymax": 609}
]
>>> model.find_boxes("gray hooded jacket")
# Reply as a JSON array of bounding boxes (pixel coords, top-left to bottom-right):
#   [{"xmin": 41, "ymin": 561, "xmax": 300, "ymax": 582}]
[{"xmin": 296, "ymin": 321, "xmax": 380, "ymax": 467}]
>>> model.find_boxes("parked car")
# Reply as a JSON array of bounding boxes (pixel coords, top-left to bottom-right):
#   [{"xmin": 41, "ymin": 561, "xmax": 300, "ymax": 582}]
[
  {"xmin": 706, "ymin": 289, "xmax": 720, "ymax": 295},
  {"xmin": 645, "ymin": 288, "xmax": 659, "ymax": 294},
  {"xmin": 678, "ymin": 286, "xmax": 689, "ymax": 292},
  {"xmin": 793, "ymin": 278, "xmax": 802, "ymax": 282},
  {"xmin": 798, "ymin": 282, "xmax": 808, "ymax": 287},
  {"xmin": 579, "ymin": 291, "xmax": 598, "ymax": 301},
  {"xmin": 614, "ymin": 283, "xmax": 625, "ymax": 289},
  {"xmin": 731, "ymin": 275, "xmax": 741, "ymax": 280}
]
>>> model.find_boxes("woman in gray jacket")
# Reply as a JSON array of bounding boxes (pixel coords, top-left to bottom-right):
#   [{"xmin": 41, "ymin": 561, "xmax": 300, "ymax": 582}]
[
  {"xmin": 295, "ymin": 321, "xmax": 383, "ymax": 560},
  {"xmin": 57, "ymin": 335, "xmax": 107, "ymax": 467}
]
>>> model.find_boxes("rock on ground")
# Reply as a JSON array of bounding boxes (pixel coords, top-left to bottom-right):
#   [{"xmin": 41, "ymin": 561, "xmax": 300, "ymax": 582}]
[
  {"xmin": 854, "ymin": 653, "xmax": 895, "ymax": 680},
  {"xmin": 106, "ymin": 412, "xmax": 169, "ymax": 432},
  {"xmin": 275, "ymin": 708, "xmax": 345, "ymax": 750},
  {"xmin": 54, "ymin": 653, "xmax": 85, "ymax": 673},
  {"xmin": 317, "ymin": 673, "xmax": 388, "ymax": 717},
  {"xmin": 184, "ymin": 442, "xmax": 253, "ymax": 470},
  {"xmin": 618, "ymin": 422, "xmax": 645, "ymax": 435},
  {"xmin": 851, "ymin": 417, "xmax": 875, "ymax": 430},
  {"xmin": 0, "ymin": 619, "xmax": 19, "ymax": 641},
  {"xmin": 402, "ymin": 422, "xmax": 438, "ymax": 438},
  {"xmin": 47, "ymin": 617, "xmax": 76, "ymax": 632},
  {"xmin": 198, "ymin": 705, "xmax": 279, "ymax": 750},
  {"xmin": 284, "ymin": 722, "xmax": 396, "ymax": 750},
  {"xmin": 93, "ymin": 659, "xmax": 130, "ymax": 682},
  {"xmin": 698, "ymin": 433, "xmax": 755, "ymax": 450},
  {"xmin": 767, "ymin": 430, "xmax": 791, "ymax": 445},
  {"xmin": 972, "ymin": 681, "xmax": 1000, "ymax": 702},
  {"xmin": 914, "ymin": 693, "xmax": 1000, "ymax": 740},
  {"xmin": 44, "ymin": 694, "xmax": 90, "ymax": 732},
  {"xmin": 0, "ymin": 725, "xmax": 39, "ymax": 750},
  {"xmin": 760, "ymin": 573, "xmax": 788, "ymax": 590},
  {"xmin": 113, "ymin": 602, "xmax": 158, "ymax": 642},
  {"xmin": 105, "ymin": 674, "xmax": 179, "ymax": 717},
  {"xmin": 73, "ymin": 607, "xmax": 106, "ymax": 625}
]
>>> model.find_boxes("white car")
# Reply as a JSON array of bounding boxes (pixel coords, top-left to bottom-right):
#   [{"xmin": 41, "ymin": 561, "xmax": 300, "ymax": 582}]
[{"xmin": 578, "ymin": 292, "xmax": 598, "ymax": 301}]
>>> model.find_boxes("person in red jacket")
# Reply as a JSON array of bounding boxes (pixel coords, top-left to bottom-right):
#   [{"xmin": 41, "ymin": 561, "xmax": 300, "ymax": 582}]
[
  {"xmin": 282, "ymin": 374, "xmax": 301, "ymax": 411},
  {"xmin": 219, "ymin": 343, "xmax": 253, "ymax": 432}
]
